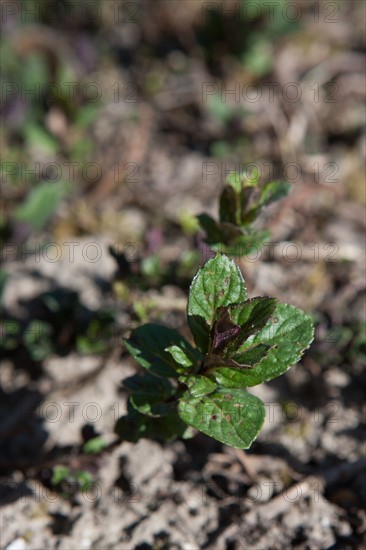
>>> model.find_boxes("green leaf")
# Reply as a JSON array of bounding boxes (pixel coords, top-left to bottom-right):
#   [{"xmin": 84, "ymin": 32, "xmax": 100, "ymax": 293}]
[
  {"xmin": 242, "ymin": 166, "xmax": 260, "ymax": 188},
  {"xmin": 233, "ymin": 343, "xmax": 273, "ymax": 365},
  {"xmin": 197, "ymin": 214, "xmax": 242, "ymax": 245},
  {"xmin": 206, "ymin": 367, "xmax": 251, "ymax": 388},
  {"xmin": 75, "ymin": 470, "xmax": 94, "ymax": 491},
  {"xmin": 51, "ymin": 465, "xmax": 94, "ymax": 492},
  {"xmin": 115, "ymin": 402, "xmax": 192, "ymax": 443},
  {"xmin": 187, "ymin": 315, "xmax": 210, "ymax": 353},
  {"xmin": 197, "ymin": 214, "xmax": 224, "ymax": 243},
  {"xmin": 188, "ymin": 255, "xmax": 247, "ymax": 329},
  {"xmin": 230, "ymin": 297, "xmax": 278, "ymax": 345},
  {"xmin": 130, "ymin": 395, "xmax": 176, "ymax": 418},
  {"xmin": 203, "ymin": 344, "xmax": 274, "ymax": 379},
  {"xmin": 141, "ymin": 254, "xmax": 161, "ymax": 280},
  {"xmin": 226, "ymin": 172, "xmax": 242, "ymax": 194},
  {"xmin": 239, "ymin": 186, "xmax": 256, "ymax": 223},
  {"xmin": 179, "ymin": 375, "xmax": 217, "ymax": 397},
  {"xmin": 178, "ymin": 388, "xmax": 265, "ymax": 449},
  {"xmin": 233, "ymin": 231, "xmax": 270, "ymax": 254},
  {"xmin": 258, "ymin": 181, "xmax": 291, "ymax": 208},
  {"xmin": 24, "ymin": 124, "xmax": 58, "ymax": 154},
  {"xmin": 76, "ymin": 338, "xmax": 107, "ymax": 355},
  {"xmin": 207, "ymin": 93, "xmax": 234, "ymax": 123},
  {"xmin": 219, "ymin": 185, "xmax": 238, "ymax": 224},
  {"xmin": 23, "ymin": 53, "xmax": 49, "ymax": 90},
  {"xmin": 210, "ymin": 303, "xmax": 314, "ymax": 388},
  {"xmin": 165, "ymin": 345, "xmax": 193, "ymax": 369},
  {"xmin": 124, "ymin": 373, "xmax": 176, "ymax": 417},
  {"xmin": 203, "ymin": 353, "xmax": 253, "ymax": 372},
  {"xmin": 215, "ymin": 223, "xmax": 245, "ymax": 245},
  {"xmin": 124, "ymin": 324, "xmax": 196, "ymax": 377},
  {"xmin": 210, "ymin": 231, "xmax": 269, "ymax": 257},
  {"xmin": 123, "ymin": 373, "xmax": 172, "ymax": 393},
  {"xmin": 52, "ymin": 465, "xmax": 71, "ymax": 485},
  {"xmin": 83, "ymin": 436, "xmax": 107, "ymax": 454},
  {"xmin": 243, "ymin": 38, "xmax": 273, "ymax": 77},
  {"xmin": 75, "ymin": 104, "xmax": 100, "ymax": 128},
  {"xmin": 14, "ymin": 182, "xmax": 72, "ymax": 231}
]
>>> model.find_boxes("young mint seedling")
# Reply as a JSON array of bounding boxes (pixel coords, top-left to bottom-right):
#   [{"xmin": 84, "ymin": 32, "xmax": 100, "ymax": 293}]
[
  {"xmin": 115, "ymin": 254, "xmax": 314, "ymax": 449},
  {"xmin": 198, "ymin": 170, "xmax": 291, "ymax": 256}
]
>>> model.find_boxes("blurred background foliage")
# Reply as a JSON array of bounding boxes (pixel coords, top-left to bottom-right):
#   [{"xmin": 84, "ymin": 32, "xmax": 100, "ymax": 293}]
[
  {"xmin": 2, "ymin": 0, "xmax": 364, "ymax": 236},
  {"xmin": 1, "ymin": 0, "xmax": 365, "ymax": 371}
]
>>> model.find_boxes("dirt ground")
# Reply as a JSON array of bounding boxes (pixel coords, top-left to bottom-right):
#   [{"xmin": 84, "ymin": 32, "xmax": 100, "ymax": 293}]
[{"xmin": 1, "ymin": 1, "xmax": 365, "ymax": 549}]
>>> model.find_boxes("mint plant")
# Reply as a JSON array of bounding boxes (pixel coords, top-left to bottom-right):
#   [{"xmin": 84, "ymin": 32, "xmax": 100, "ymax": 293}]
[
  {"xmin": 198, "ymin": 170, "xmax": 291, "ymax": 255},
  {"xmin": 115, "ymin": 254, "xmax": 313, "ymax": 449}
]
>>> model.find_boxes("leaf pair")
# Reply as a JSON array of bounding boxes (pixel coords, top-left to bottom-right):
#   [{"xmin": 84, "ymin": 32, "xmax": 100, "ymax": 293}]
[
  {"xmin": 199, "ymin": 302, "xmax": 272, "ymax": 374},
  {"xmin": 186, "ymin": 256, "xmax": 276, "ymax": 385}
]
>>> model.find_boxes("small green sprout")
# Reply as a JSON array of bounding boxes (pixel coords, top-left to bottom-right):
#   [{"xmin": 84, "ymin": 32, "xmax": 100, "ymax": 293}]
[
  {"xmin": 51, "ymin": 465, "xmax": 94, "ymax": 496},
  {"xmin": 198, "ymin": 169, "xmax": 291, "ymax": 256}
]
